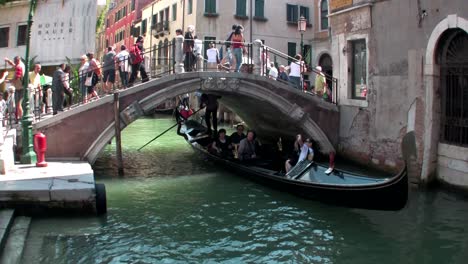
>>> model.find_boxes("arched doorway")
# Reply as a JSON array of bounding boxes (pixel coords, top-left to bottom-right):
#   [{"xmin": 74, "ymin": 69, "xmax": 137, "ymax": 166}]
[
  {"xmin": 319, "ymin": 53, "xmax": 333, "ymax": 87},
  {"xmin": 438, "ymin": 29, "xmax": 468, "ymax": 146},
  {"xmin": 422, "ymin": 15, "xmax": 468, "ymax": 183}
]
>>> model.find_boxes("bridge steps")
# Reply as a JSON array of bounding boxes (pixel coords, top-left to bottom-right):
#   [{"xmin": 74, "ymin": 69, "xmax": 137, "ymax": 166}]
[{"xmin": 0, "ymin": 210, "xmax": 32, "ymax": 264}]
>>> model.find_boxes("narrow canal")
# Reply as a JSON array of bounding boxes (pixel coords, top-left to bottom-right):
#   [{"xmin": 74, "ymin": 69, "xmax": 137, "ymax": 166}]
[{"xmin": 23, "ymin": 116, "xmax": 468, "ymax": 263}]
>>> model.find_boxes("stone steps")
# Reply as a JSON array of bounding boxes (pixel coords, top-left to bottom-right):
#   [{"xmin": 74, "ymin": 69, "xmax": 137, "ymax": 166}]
[
  {"xmin": 0, "ymin": 209, "xmax": 15, "ymax": 251},
  {"xmin": 0, "ymin": 210, "xmax": 31, "ymax": 264}
]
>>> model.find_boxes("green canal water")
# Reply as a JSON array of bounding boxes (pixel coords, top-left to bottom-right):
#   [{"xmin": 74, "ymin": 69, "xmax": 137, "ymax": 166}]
[{"xmin": 23, "ymin": 117, "xmax": 468, "ymax": 263}]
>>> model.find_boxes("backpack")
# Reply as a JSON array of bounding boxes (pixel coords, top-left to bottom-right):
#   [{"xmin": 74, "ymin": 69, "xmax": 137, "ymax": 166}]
[{"xmin": 129, "ymin": 45, "xmax": 143, "ymax": 65}]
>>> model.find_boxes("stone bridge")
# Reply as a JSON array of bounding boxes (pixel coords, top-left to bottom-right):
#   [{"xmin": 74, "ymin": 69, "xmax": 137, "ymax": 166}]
[{"xmin": 33, "ymin": 72, "xmax": 339, "ymax": 164}]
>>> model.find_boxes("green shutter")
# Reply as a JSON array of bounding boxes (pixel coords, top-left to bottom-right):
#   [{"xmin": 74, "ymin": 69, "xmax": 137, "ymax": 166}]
[
  {"xmin": 205, "ymin": 0, "xmax": 216, "ymax": 13},
  {"xmin": 255, "ymin": 0, "xmax": 264, "ymax": 17},
  {"xmin": 236, "ymin": 0, "xmax": 246, "ymax": 16},
  {"xmin": 172, "ymin": 4, "xmax": 177, "ymax": 21},
  {"xmin": 142, "ymin": 20, "xmax": 147, "ymax": 36},
  {"xmin": 287, "ymin": 4, "xmax": 298, "ymax": 22},
  {"xmin": 188, "ymin": 0, "xmax": 193, "ymax": 14},
  {"xmin": 300, "ymin": 6, "xmax": 310, "ymax": 23},
  {"xmin": 288, "ymin": 42, "xmax": 296, "ymax": 63}
]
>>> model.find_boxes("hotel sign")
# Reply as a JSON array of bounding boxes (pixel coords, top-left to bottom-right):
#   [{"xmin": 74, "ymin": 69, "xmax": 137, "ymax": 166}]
[
  {"xmin": 330, "ymin": 0, "xmax": 353, "ymax": 11},
  {"xmin": 30, "ymin": 0, "xmax": 97, "ymax": 65}
]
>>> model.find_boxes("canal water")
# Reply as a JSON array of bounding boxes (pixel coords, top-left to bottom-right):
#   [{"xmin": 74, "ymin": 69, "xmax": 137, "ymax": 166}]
[{"xmin": 23, "ymin": 117, "xmax": 468, "ymax": 263}]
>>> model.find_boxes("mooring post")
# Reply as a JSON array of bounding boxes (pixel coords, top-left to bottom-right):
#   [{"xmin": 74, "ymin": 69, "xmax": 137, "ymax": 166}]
[{"xmin": 114, "ymin": 92, "xmax": 124, "ymax": 176}]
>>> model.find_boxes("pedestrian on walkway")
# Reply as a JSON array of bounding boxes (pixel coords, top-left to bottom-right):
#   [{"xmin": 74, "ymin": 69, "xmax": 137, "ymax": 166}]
[
  {"xmin": 183, "ymin": 25, "xmax": 195, "ymax": 72},
  {"xmin": 231, "ymin": 25, "xmax": 245, "ymax": 72},
  {"xmin": 115, "ymin": 45, "xmax": 130, "ymax": 88},
  {"xmin": 85, "ymin": 52, "xmax": 101, "ymax": 101},
  {"xmin": 102, "ymin": 46, "xmax": 116, "ymax": 94},
  {"xmin": 4, "ymin": 56, "xmax": 24, "ymax": 121},
  {"xmin": 79, "ymin": 54, "xmax": 89, "ymax": 103},
  {"xmin": 289, "ymin": 54, "xmax": 305, "ymax": 90},
  {"xmin": 128, "ymin": 36, "xmax": 149, "ymax": 86},
  {"xmin": 206, "ymin": 42, "xmax": 220, "ymax": 71},
  {"xmin": 52, "ymin": 64, "xmax": 66, "ymax": 115}
]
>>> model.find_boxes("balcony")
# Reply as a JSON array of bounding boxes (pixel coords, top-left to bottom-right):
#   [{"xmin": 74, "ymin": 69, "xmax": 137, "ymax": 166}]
[{"xmin": 151, "ymin": 21, "xmax": 170, "ymax": 38}]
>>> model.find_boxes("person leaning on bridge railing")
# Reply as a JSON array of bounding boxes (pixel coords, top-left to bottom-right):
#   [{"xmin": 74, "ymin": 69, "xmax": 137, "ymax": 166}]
[
  {"xmin": 289, "ymin": 54, "xmax": 306, "ymax": 90},
  {"xmin": 231, "ymin": 25, "xmax": 246, "ymax": 73}
]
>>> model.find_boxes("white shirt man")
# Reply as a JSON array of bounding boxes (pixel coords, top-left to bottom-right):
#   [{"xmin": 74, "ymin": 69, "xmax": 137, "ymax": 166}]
[
  {"xmin": 193, "ymin": 38, "xmax": 202, "ymax": 57},
  {"xmin": 268, "ymin": 63, "xmax": 278, "ymax": 80}
]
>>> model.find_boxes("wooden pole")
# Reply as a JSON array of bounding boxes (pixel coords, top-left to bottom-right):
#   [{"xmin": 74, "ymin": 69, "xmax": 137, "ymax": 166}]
[{"xmin": 114, "ymin": 92, "xmax": 124, "ymax": 176}]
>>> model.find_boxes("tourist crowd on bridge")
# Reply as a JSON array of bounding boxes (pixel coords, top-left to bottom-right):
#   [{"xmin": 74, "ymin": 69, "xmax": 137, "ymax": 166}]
[{"xmin": 0, "ymin": 24, "xmax": 330, "ymax": 123}]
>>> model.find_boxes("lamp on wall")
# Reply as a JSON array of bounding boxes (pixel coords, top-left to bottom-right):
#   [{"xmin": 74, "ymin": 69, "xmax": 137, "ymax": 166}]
[
  {"xmin": 298, "ymin": 16, "xmax": 307, "ymax": 55},
  {"xmin": 342, "ymin": 46, "xmax": 347, "ymax": 55}
]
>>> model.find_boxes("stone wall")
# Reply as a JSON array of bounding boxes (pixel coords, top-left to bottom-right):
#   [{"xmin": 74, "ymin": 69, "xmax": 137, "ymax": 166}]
[{"xmin": 330, "ymin": 0, "xmax": 468, "ymax": 179}]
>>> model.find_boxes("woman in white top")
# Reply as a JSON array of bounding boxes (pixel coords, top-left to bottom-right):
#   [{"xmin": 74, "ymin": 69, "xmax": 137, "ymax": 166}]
[
  {"xmin": 206, "ymin": 42, "xmax": 219, "ymax": 71},
  {"xmin": 289, "ymin": 54, "xmax": 305, "ymax": 90}
]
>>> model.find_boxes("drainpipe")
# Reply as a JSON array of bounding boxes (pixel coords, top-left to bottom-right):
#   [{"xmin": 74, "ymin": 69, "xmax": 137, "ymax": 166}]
[{"xmin": 182, "ymin": 0, "xmax": 185, "ymax": 33}]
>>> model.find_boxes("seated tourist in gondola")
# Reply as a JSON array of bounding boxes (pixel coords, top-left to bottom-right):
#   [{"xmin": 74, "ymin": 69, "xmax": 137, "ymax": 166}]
[
  {"xmin": 210, "ymin": 129, "xmax": 232, "ymax": 158},
  {"xmin": 298, "ymin": 138, "xmax": 314, "ymax": 163},
  {"xmin": 238, "ymin": 130, "xmax": 259, "ymax": 162},
  {"xmin": 285, "ymin": 134, "xmax": 304, "ymax": 173},
  {"xmin": 230, "ymin": 124, "xmax": 246, "ymax": 158}
]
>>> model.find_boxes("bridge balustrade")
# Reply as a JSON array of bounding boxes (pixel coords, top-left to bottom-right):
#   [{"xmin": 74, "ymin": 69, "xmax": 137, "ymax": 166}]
[{"xmin": 25, "ymin": 37, "xmax": 338, "ymax": 122}]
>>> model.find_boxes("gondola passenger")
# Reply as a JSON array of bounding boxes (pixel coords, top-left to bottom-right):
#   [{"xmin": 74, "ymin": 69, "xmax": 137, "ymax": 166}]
[
  {"xmin": 298, "ymin": 138, "xmax": 314, "ymax": 162},
  {"xmin": 230, "ymin": 124, "xmax": 246, "ymax": 158},
  {"xmin": 285, "ymin": 134, "xmax": 304, "ymax": 173},
  {"xmin": 210, "ymin": 129, "xmax": 232, "ymax": 158},
  {"xmin": 238, "ymin": 130, "xmax": 258, "ymax": 161}
]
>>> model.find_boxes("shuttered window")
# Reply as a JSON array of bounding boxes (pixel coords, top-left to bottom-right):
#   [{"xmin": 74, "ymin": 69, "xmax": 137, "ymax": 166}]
[
  {"xmin": 288, "ymin": 42, "xmax": 296, "ymax": 63},
  {"xmin": 321, "ymin": 0, "xmax": 329, "ymax": 30},
  {"xmin": 255, "ymin": 0, "xmax": 264, "ymax": 18},
  {"xmin": 205, "ymin": 0, "xmax": 216, "ymax": 14},
  {"xmin": 172, "ymin": 4, "xmax": 177, "ymax": 21},
  {"xmin": 286, "ymin": 4, "xmax": 298, "ymax": 22},
  {"xmin": 299, "ymin": 6, "xmax": 310, "ymax": 23},
  {"xmin": 188, "ymin": 0, "xmax": 193, "ymax": 14},
  {"xmin": 236, "ymin": 0, "xmax": 246, "ymax": 17}
]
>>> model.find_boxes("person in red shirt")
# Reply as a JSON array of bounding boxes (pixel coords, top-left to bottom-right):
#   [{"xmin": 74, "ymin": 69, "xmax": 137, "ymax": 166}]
[{"xmin": 4, "ymin": 56, "xmax": 25, "ymax": 121}]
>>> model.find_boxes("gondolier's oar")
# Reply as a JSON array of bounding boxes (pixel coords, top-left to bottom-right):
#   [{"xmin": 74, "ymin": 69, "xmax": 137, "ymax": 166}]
[{"xmin": 137, "ymin": 108, "xmax": 203, "ymax": 151}]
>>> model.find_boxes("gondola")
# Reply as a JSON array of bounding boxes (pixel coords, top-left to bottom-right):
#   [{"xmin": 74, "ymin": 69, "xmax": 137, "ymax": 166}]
[{"xmin": 176, "ymin": 120, "xmax": 411, "ymax": 211}]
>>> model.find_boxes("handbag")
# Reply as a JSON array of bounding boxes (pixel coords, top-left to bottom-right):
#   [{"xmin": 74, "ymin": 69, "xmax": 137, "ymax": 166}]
[{"xmin": 84, "ymin": 72, "xmax": 93, "ymax": 86}]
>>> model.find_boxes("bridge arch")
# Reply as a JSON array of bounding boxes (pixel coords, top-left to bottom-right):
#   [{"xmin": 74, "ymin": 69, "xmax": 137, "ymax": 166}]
[{"xmin": 35, "ymin": 72, "xmax": 339, "ymax": 164}]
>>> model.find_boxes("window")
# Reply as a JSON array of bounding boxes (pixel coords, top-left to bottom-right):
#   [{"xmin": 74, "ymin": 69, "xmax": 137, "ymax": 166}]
[
  {"xmin": 152, "ymin": 14, "xmax": 157, "ymax": 27},
  {"xmin": 286, "ymin": 4, "xmax": 298, "ymax": 22},
  {"xmin": 131, "ymin": 0, "xmax": 135, "ymax": 11},
  {"xmin": 188, "ymin": 0, "xmax": 193, "ymax": 14},
  {"xmin": 299, "ymin": 6, "xmax": 309, "ymax": 24},
  {"xmin": 172, "ymin": 4, "xmax": 177, "ymax": 21},
  {"xmin": 236, "ymin": 0, "xmax": 247, "ymax": 17},
  {"xmin": 0, "ymin": 27, "xmax": 9, "ymax": 48},
  {"xmin": 123, "ymin": 6, "xmax": 127, "ymax": 17},
  {"xmin": 205, "ymin": 0, "xmax": 216, "ymax": 14},
  {"xmin": 320, "ymin": 0, "xmax": 329, "ymax": 30},
  {"xmin": 141, "ymin": 19, "xmax": 147, "ymax": 36},
  {"xmin": 288, "ymin": 42, "xmax": 296, "ymax": 63},
  {"xmin": 17, "ymin": 25, "xmax": 27, "ymax": 46},
  {"xmin": 165, "ymin": 7, "xmax": 170, "ymax": 22},
  {"xmin": 106, "ymin": 18, "xmax": 109, "ymax": 28},
  {"xmin": 351, "ymin": 39, "xmax": 367, "ymax": 99},
  {"xmin": 254, "ymin": 0, "xmax": 264, "ymax": 18}
]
